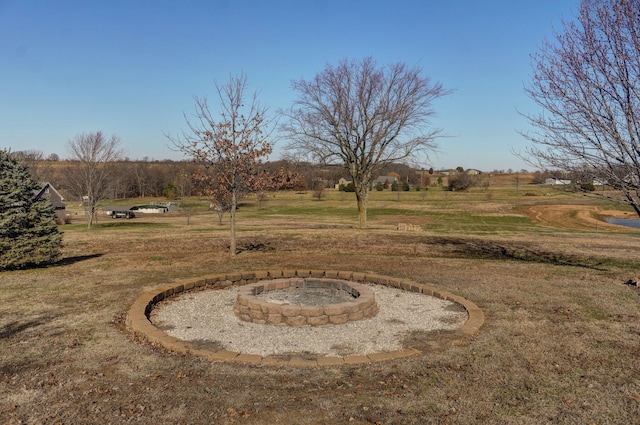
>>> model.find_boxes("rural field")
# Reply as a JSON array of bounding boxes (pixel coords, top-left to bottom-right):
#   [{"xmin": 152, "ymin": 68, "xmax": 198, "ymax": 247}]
[{"xmin": 1, "ymin": 175, "xmax": 639, "ymax": 424}]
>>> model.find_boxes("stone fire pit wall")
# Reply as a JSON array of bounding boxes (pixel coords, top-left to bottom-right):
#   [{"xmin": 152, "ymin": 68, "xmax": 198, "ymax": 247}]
[{"xmin": 234, "ymin": 278, "xmax": 378, "ymax": 326}]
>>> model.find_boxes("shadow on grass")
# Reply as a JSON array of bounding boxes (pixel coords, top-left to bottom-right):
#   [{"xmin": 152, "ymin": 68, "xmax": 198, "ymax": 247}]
[
  {"xmin": 417, "ymin": 236, "xmax": 608, "ymax": 271},
  {"xmin": 0, "ymin": 314, "xmax": 64, "ymax": 376},
  {"xmin": 94, "ymin": 221, "xmax": 173, "ymax": 229},
  {"xmin": 0, "ymin": 254, "xmax": 104, "ymax": 272},
  {"xmin": 64, "ymin": 221, "xmax": 174, "ymax": 231},
  {"xmin": 0, "ymin": 315, "xmax": 54, "ymax": 340},
  {"xmin": 55, "ymin": 253, "xmax": 104, "ymax": 267}
]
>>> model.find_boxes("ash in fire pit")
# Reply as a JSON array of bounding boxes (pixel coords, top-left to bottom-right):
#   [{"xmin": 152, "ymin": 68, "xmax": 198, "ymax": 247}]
[
  {"xmin": 234, "ymin": 278, "xmax": 378, "ymax": 326},
  {"xmin": 258, "ymin": 286, "xmax": 355, "ymax": 306}
]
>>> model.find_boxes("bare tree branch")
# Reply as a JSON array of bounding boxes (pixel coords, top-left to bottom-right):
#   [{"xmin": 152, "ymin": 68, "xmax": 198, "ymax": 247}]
[{"xmin": 520, "ymin": 0, "xmax": 640, "ymax": 216}]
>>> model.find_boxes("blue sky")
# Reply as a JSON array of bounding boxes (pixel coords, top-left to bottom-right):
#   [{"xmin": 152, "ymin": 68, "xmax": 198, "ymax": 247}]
[{"xmin": 0, "ymin": 0, "xmax": 577, "ymax": 171}]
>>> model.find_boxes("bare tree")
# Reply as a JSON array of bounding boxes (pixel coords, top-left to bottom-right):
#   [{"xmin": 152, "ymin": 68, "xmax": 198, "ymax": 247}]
[
  {"xmin": 13, "ymin": 149, "xmax": 51, "ymax": 182},
  {"xmin": 167, "ymin": 74, "xmax": 275, "ymax": 255},
  {"xmin": 65, "ymin": 131, "xmax": 123, "ymax": 228},
  {"xmin": 521, "ymin": 0, "xmax": 640, "ymax": 216},
  {"xmin": 282, "ymin": 57, "xmax": 450, "ymax": 227},
  {"xmin": 174, "ymin": 166, "xmax": 194, "ymax": 198},
  {"xmin": 132, "ymin": 161, "xmax": 150, "ymax": 198}
]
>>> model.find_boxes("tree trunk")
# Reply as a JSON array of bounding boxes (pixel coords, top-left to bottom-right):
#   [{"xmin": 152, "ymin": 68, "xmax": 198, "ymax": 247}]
[
  {"xmin": 355, "ymin": 187, "xmax": 368, "ymax": 228},
  {"xmin": 357, "ymin": 197, "xmax": 367, "ymax": 228},
  {"xmin": 229, "ymin": 190, "xmax": 237, "ymax": 256},
  {"xmin": 85, "ymin": 204, "xmax": 94, "ymax": 229},
  {"xmin": 633, "ymin": 204, "xmax": 640, "ymax": 217},
  {"xmin": 352, "ymin": 173, "xmax": 371, "ymax": 228}
]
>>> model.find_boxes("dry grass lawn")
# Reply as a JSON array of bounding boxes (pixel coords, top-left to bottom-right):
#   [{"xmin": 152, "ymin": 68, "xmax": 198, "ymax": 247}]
[{"xmin": 1, "ymin": 184, "xmax": 639, "ymax": 424}]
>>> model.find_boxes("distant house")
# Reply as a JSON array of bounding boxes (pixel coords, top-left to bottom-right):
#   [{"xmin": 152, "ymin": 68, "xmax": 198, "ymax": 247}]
[
  {"xmin": 372, "ymin": 175, "xmax": 398, "ymax": 187},
  {"xmin": 336, "ymin": 175, "xmax": 400, "ymax": 190},
  {"xmin": 335, "ymin": 177, "xmax": 352, "ymax": 189},
  {"xmin": 545, "ymin": 178, "xmax": 571, "ymax": 186},
  {"xmin": 34, "ymin": 182, "xmax": 66, "ymax": 220},
  {"xmin": 130, "ymin": 205, "xmax": 169, "ymax": 214},
  {"xmin": 311, "ymin": 178, "xmax": 330, "ymax": 189},
  {"xmin": 104, "ymin": 203, "xmax": 175, "ymax": 217}
]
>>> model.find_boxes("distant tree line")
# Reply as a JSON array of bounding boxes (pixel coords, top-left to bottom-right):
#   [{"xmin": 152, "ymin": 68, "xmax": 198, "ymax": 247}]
[
  {"xmin": 14, "ymin": 149, "xmax": 444, "ymax": 200},
  {"xmin": 13, "ymin": 150, "xmax": 307, "ymax": 201},
  {"xmin": 18, "ymin": 149, "xmax": 539, "ymax": 200},
  {"xmin": 17, "ymin": 148, "xmax": 551, "ymax": 204}
]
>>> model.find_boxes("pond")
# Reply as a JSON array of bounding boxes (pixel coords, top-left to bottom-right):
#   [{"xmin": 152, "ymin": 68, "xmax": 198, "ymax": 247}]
[{"xmin": 605, "ymin": 217, "xmax": 640, "ymax": 229}]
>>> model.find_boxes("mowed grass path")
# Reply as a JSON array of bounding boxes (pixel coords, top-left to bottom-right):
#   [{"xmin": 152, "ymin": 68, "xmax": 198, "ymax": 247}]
[{"xmin": 1, "ymin": 183, "xmax": 639, "ymax": 424}]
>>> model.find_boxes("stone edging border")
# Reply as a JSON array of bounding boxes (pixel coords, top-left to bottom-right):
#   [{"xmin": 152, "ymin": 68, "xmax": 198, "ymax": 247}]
[{"xmin": 126, "ymin": 270, "xmax": 485, "ymax": 367}]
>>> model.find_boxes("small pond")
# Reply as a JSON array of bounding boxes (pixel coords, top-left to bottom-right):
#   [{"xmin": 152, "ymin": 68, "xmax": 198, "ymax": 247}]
[{"xmin": 605, "ymin": 217, "xmax": 640, "ymax": 229}]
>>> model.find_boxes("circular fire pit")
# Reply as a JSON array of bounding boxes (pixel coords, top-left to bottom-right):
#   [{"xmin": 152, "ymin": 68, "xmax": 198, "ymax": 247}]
[{"xmin": 234, "ymin": 278, "xmax": 378, "ymax": 326}]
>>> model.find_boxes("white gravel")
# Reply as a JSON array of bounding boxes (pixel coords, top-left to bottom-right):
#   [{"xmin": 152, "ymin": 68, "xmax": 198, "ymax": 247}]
[{"xmin": 150, "ymin": 284, "xmax": 468, "ymax": 357}]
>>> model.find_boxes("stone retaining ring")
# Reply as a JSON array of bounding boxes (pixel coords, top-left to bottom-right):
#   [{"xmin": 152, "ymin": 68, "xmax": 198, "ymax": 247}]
[
  {"xmin": 234, "ymin": 278, "xmax": 378, "ymax": 326},
  {"xmin": 126, "ymin": 270, "xmax": 485, "ymax": 368}
]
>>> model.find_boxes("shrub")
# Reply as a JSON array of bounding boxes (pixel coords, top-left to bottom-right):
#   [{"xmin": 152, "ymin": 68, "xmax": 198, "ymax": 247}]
[
  {"xmin": 339, "ymin": 182, "xmax": 355, "ymax": 192},
  {"xmin": 448, "ymin": 174, "xmax": 477, "ymax": 191},
  {"xmin": 312, "ymin": 181, "xmax": 326, "ymax": 199},
  {"xmin": 163, "ymin": 182, "xmax": 178, "ymax": 199},
  {"xmin": 579, "ymin": 182, "xmax": 596, "ymax": 192}
]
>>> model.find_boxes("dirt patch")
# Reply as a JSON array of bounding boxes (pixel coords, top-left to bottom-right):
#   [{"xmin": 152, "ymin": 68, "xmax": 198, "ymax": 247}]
[{"xmin": 523, "ymin": 204, "xmax": 639, "ymax": 232}]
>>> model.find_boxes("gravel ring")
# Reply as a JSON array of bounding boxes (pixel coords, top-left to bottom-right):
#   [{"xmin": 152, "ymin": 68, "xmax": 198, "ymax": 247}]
[{"xmin": 150, "ymin": 284, "xmax": 468, "ymax": 357}]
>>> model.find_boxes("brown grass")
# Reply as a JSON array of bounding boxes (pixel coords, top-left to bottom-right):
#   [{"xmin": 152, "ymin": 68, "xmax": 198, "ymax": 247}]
[{"xmin": 1, "ymin": 188, "xmax": 639, "ymax": 424}]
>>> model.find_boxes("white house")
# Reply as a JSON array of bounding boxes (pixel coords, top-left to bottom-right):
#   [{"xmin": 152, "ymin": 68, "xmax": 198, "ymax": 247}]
[
  {"xmin": 131, "ymin": 205, "xmax": 169, "ymax": 214},
  {"xmin": 335, "ymin": 177, "xmax": 352, "ymax": 189},
  {"xmin": 545, "ymin": 178, "xmax": 572, "ymax": 186}
]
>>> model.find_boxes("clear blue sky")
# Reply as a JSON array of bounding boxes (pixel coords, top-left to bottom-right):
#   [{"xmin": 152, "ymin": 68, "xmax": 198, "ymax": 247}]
[{"xmin": 0, "ymin": 0, "xmax": 577, "ymax": 171}]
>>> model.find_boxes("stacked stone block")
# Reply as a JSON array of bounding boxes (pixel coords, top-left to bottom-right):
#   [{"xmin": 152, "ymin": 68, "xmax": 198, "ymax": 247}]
[{"xmin": 234, "ymin": 278, "xmax": 378, "ymax": 326}]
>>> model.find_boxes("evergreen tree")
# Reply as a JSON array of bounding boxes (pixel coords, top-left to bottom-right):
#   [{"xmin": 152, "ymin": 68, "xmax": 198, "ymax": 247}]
[{"xmin": 0, "ymin": 150, "xmax": 63, "ymax": 270}]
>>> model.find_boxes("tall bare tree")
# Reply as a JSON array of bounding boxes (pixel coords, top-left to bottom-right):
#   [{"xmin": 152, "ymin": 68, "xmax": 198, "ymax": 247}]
[
  {"xmin": 168, "ymin": 74, "xmax": 275, "ymax": 255},
  {"xmin": 521, "ymin": 0, "xmax": 640, "ymax": 216},
  {"xmin": 65, "ymin": 131, "xmax": 123, "ymax": 228},
  {"xmin": 282, "ymin": 57, "xmax": 449, "ymax": 227}
]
